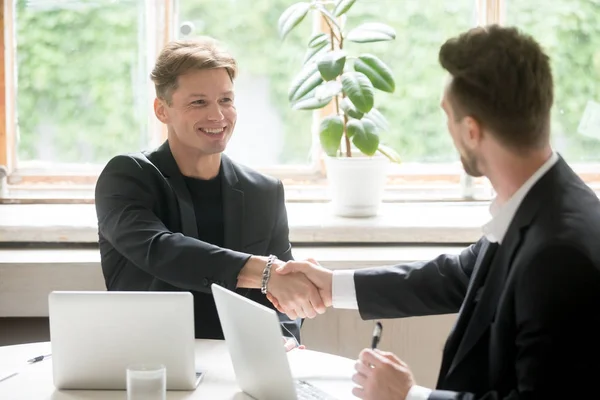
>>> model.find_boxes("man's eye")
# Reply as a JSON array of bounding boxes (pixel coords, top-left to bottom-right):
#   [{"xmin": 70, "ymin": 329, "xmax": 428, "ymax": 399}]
[
  {"xmin": 192, "ymin": 100, "xmax": 205, "ymax": 105},
  {"xmin": 221, "ymin": 98, "xmax": 233, "ymax": 103}
]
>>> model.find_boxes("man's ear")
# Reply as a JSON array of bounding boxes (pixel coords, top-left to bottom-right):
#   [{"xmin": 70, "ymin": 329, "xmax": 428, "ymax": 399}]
[
  {"xmin": 463, "ymin": 116, "xmax": 483, "ymax": 149},
  {"xmin": 154, "ymin": 98, "xmax": 169, "ymax": 124}
]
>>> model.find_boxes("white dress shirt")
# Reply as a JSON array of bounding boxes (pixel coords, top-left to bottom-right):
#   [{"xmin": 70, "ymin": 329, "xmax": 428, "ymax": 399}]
[
  {"xmin": 481, "ymin": 152, "xmax": 559, "ymax": 244},
  {"xmin": 331, "ymin": 152, "xmax": 559, "ymax": 399}
]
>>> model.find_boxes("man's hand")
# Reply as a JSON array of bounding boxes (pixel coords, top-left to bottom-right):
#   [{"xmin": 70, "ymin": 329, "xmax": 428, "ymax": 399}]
[
  {"xmin": 283, "ymin": 337, "xmax": 306, "ymax": 352},
  {"xmin": 352, "ymin": 349, "xmax": 415, "ymax": 400},
  {"xmin": 237, "ymin": 256, "xmax": 326, "ymax": 319},
  {"xmin": 267, "ymin": 263, "xmax": 327, "ymax": 320},
  {"xmin": 267, "ymin": 258, "xmax": 333, "ymax": 314}
]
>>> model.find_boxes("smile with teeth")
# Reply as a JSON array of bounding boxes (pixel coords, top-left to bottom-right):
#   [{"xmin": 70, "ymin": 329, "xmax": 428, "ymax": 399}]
[{"xmin": 200, "ymin": 127, "xmax": 226, "ymax": 135}]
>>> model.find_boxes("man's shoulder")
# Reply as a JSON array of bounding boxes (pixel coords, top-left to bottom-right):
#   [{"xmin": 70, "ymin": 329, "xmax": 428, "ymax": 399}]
[
  {"xmin": 525, "ymin": 185, "xmax": 600, "ymax": 261},
  {"xmin": 95, "ymin": 149, "xmax": 171, "ymax": 208},
  {"xmin": 226, "ymin": 156, "xmax": 280, "ymax": 189},
  {"xmin": 549, "ymin": 175, "xmax": 599, "ymax": 224},
  {"xmin": 95, "ymin": 151, "xmax": 168, "ymax": 199},
  {"xmin": 100, "ymin": 150, "xmax": 160, "ymax": 176},
  {"xmin": 534, "ymin": 160, "xmax": 600, "ymax": 226}
]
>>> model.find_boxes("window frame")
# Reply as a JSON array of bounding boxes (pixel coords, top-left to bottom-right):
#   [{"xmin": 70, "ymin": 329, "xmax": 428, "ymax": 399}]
[{"xmin": 1, "ymin": 0, "xmax": 599, "ymax": 203}]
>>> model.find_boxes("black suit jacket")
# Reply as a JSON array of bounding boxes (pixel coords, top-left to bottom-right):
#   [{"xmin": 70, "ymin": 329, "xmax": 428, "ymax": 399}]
[
  {"xmin": 95, "ymin": 141, "xmax": 301, "ymax": 340},
  {"xmin": 355, "ymin": 157, "xmax": 600, "ymax": 399}
]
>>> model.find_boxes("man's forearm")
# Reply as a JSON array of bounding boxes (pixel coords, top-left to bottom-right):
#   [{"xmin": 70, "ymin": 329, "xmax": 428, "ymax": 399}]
[{"xmin": 237, "ymin": 255, "xmax": 269, "ymax": 288}]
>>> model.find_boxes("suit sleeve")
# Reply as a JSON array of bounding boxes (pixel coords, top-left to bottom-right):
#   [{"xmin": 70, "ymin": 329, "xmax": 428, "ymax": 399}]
[
  {"xmin": 428, "ymin": 245, "xmax": 600, "ymax": 400},
  {"xmin": 268, "ymin": 180, "xmax": 293, "ymax": 263},
  {"xmin": 354, "ymin": 239, "xmax": 486, "ymax": 320},
  {"xmin": 268, "ymin": 180, "xmax": 302, "ymax": 340},
  {"xmin": 95, "ymin": 155, "xmax": 251, "ymax": 293}
]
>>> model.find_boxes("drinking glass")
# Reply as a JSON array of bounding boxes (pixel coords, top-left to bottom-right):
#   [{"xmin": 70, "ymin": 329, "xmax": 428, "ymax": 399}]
[{"xmin": 126, "ymin": 363, "xmax": 166, "ymax": 400}]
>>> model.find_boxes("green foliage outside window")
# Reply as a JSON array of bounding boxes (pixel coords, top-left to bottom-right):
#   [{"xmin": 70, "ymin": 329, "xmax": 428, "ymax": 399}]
[
  {"xmin": 508, "ymin": 0, "xmax": 600, "ymax": 162},
  {"xmin": 15, "ymin": 0, "xmax": 148, "ymax": 164},
  {"xmin": 14, "ymin": 0, "xmax": 600, "ymax": 166}
]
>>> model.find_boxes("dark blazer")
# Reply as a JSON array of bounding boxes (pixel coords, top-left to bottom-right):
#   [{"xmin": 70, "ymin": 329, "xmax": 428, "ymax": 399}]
[
  {"xmin": 95, "ymin": 141, "xmax": 301, "ymax": 340},
  {"xmin": 355, "ymin": 157, "xmax": 600, "ymax": 399}
]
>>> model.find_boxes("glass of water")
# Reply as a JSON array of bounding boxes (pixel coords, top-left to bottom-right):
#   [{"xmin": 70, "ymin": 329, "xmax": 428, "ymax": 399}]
[{"xmin": 126, "ymin": 363, "xmax": 166, "ymax": 400}]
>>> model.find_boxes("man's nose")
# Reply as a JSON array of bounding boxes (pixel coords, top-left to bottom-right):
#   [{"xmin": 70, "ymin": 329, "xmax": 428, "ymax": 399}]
[{"xmin": 207, "ymin": 103, "xmax": 224, "ymax": 121}]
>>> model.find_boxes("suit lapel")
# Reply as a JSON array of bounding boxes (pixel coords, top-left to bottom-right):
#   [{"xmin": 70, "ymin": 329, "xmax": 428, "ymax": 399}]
[
  {"xmin": 221, "ymin": 154, "xmax": 244, "ymax": 251},
  {"xmin": 446, "ymin": 234, "xmax": 518, "ymax": 376},
  {"xmin": 445, "ymin": 179, "xmax": 544, "ymax": 379},
  {"xmin": 154, "ymin": 141, "xmax": 198, "ymax": 238},
  {"xmin": 438, "ymin": 239, "xmax": 497, "ymax": 381}
]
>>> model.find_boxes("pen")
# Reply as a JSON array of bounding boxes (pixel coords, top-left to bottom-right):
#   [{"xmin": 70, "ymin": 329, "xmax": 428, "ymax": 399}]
[
  {"xmin": 27, "ymin": 354, "xmax": 51, "ymax": 364},
  {"xmin": 0, "ymin": 371, "xmax": 18, "ymax": 383},
  {"xmin": 371, "ymin": 322, "xmax": 383, "ymax": 349}
]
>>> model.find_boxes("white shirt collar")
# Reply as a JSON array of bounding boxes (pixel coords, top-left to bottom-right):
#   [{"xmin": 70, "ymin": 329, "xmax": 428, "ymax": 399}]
[{"xmin": 482, "ymin": 152, "xmax": 559, "ymax": 244}]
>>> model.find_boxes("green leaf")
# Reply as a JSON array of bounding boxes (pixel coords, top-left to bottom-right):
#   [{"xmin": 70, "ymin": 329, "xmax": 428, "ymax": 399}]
[
  {"xmin": 292, "ymin": 94, "xmax": 332, "ymax": 110},
  {"xmin": 278, "ymin": 2, "xmax": 312, "ymax": 40},
  {"xmin": 346, "ymin": 22, "xmax": 397, "ymax": 43},
  {"xmin": 333, "ymin": 0, "xmax": 357, "ymax": 17},
  {"xmin": 308, "ymin": 33, "xmax": 328, "ymax": 48},
  {"xmin": 319, "ymin": 116, "xmax": 344, "ymax": 156},
  {"xmin": 346, "ymin": 118, "xmax": 363, "ymax": 139},
  {"xmin": 378, "ymin": 143, "xmax": 402, "ymax": 163},
  {"xmin": 364, "ymin": 108, "xmax": 390, "ymax": 132},
  {"xmin": 303, "ymin": 40, "xmax": 329, "ymax": 64},
  {"xmin": 317, "ymin": 50, "xmax": 346, "ymax": 81},
  {"xmin": 288, "ymin": 63, "xmax": 323, "ymax": 102},
  {"xmin": 352, "ymin": 119, "xmax": 380, "ymax": 156},
  {"xmin": 354, "ymin": 54, "xmax": 395, "ymax": 93},
  {"xmin": 340, "ymin": 97, "xmax": 364, "ymax": 119},
  {"xmin": 341, "ymin": 71, "xmax": 375, "ymax": 113},
  {"xmin": 315, "ymin": 80, "xmax": 342, "ymax": 100}
]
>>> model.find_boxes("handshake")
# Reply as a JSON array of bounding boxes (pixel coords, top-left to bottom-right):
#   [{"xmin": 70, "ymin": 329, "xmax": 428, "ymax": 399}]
[{"xmin": 265, "ymin": 258, "xmax": 333, "ymax": 321}]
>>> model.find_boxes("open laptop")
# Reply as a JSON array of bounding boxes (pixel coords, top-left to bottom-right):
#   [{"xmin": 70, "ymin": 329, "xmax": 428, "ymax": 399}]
[
  {"xmin": 48, "ymin": 291, "xmax": 203, "ymax": 390},
  {"xmin": 211, "ymin": 283, "xmax": 338, "ymax": 400}
]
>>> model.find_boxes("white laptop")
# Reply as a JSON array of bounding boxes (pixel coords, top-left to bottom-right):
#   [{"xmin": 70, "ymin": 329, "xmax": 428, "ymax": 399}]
[
  {"xmin": 48, "ymin": 291, "xmax": 203, "ymax": 390},
  {"xmin": 211, "ymin": 283, "xmax": 338, "ymax": 400}
]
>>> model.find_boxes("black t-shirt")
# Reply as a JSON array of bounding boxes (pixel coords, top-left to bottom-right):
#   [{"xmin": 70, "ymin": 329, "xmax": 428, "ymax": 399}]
[{"xmin": 183, "ymin": 168, "xmax": 226, "ymax": 339}]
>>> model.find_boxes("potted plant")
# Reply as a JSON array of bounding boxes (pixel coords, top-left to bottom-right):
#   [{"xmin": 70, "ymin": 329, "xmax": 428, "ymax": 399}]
[{"xmin": 278, "ymin": 0, "xmax": 401, "ymax": 217}]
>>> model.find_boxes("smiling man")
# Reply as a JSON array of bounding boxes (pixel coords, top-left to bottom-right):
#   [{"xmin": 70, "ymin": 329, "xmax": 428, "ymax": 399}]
[{"xmin": 94, "ymin": 37, "xmax": 325, "ymax": 342}]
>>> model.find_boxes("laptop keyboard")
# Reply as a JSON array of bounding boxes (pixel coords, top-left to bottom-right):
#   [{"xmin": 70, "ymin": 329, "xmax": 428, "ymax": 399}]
[{"xmin": 296, "ymin": 380, "xmax": 338, "ymax": 399}]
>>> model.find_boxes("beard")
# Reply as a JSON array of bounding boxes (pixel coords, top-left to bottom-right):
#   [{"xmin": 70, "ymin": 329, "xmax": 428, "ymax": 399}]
[{"xmin": 460, "ymin": 148, "xmax": 483, "ymax": 177}]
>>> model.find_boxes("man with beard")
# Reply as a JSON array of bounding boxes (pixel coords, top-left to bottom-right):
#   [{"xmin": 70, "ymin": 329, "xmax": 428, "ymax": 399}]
[{"xmin": 269, "ymin": 25, "xmax": 600, "ymax": 399}]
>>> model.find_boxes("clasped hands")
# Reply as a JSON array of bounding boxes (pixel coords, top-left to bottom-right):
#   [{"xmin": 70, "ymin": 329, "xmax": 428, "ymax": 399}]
[{"xmin": 265, "ymin": 258, "xmax": 333, "ymax": 320}]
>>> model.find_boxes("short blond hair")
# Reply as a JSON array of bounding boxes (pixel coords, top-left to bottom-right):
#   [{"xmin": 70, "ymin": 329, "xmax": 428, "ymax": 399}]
[{"xmin": 150, "ymin": 36, "xmax": 238, "ymax": 104}]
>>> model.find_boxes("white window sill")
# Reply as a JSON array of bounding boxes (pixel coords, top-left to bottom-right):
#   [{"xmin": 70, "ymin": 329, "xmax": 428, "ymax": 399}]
[
  {"xmin": 0, "ymin": 244, "xmax": 464, "ymax": 317},
  {"xmin": 0, "ymin": 201, "xmax": 479, "ymax": 317},
  {"xmin": 0, "ymin": 201, "xmax": 490, "ymax": 244},
  {"xmin": 0, "ymin": 245, "xmax": 464, "ymax": 269}
]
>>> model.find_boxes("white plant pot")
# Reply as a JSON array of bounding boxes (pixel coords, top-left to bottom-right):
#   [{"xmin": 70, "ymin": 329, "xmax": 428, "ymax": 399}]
[{"xmin": 325, "ymin": 155, "xmax": 389, "ymax": 217}]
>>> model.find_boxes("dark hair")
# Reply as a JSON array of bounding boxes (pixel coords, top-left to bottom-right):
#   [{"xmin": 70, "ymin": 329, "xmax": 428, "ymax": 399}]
[{"xmin": 439, "ymin": 25, "xmax": 553, "ymax": 150}]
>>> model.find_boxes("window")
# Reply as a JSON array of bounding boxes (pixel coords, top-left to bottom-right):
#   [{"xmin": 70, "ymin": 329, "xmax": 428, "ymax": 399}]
[
  {"xmin": 1, "ymin": 0, "xmax": 599, "ymax": 201},
  {"xmin": 14, "ymin": 0, "xmax": 155, "ymax": 172},
  {"xmin": 342, "ymin": 0, "xmax": 481, "ymax": 200},
  {"xmin": 506, "ymin": 0, "xmax": 600, "ymax": 163},
  {"xmin": 344, "ymin": 0, "xmax": 474, "ymax": 164}
]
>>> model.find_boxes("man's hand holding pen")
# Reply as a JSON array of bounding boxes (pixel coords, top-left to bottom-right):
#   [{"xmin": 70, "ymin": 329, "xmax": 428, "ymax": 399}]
[{"xmin": 352, "ymin": 322, "xmax": 417, "ymax": 400}]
